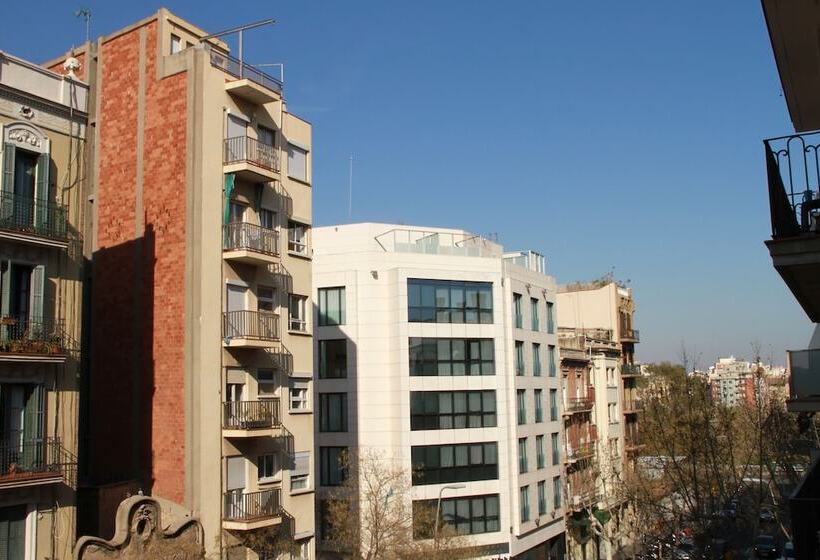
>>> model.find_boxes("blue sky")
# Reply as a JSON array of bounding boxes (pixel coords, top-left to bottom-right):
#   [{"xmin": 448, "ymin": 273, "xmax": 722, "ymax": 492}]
[{"xmin": 4, "ymin": 1, "xmax": 810, "ymax": 366}]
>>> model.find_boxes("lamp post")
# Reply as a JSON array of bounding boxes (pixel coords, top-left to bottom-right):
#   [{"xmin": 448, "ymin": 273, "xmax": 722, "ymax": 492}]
[{"xmin": 434, "ymin": 484, "xmax": 466, "ymax": 546}]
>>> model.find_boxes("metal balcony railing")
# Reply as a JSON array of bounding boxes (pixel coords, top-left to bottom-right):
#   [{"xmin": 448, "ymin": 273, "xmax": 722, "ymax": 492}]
[
  {"xmin": 223, "ymin": 136, "xmax": 279, "ymax": 172},
  {"xmin": 0, "ymin": 193, "xmax": 68, "ymax": 242},
  {"xmin": 565, "ymin": 397, "xmax": 594, "ymax": 414},
  {"xmin": 622, "ymin": 364, "xmax": 642, "ymax": 377},
  {"xmin": 209, "ymin": 48, "xmax": 283, "ymax": 94},
  {"xmin": 0, "ymin": 436, "xmax": 73, "ymax": 482},
  {"xmin": 223, "ymin": 399, "xmax": 281, "ymax": 430},
  {"xmin": 224, "ymin": 222, "xmax": 279, "ymax": 256},
  {"xmin": 223, "ymin": 488, "xmax": 282, "ymax": 522},
  {"xmin": 623, "ymin": 398, "xmax": 644, "ymax": 413},
  {"xmin": 222, "ymin": 310, "xmax": 280, "ymax": 341},
  {"xmin": 620, "ymin": 328, "xmax": 640, "ymax": 342},
  {"xmin": 567, "ymin": 442, "xmax": 596, "ymax": 462},
  {"xmin": 764, "ymin": 131, "xmax": 820, "ymax": 238},
  {"xmin": 0, "ymin": 317, "xmax": 66, "ymax": 356}
]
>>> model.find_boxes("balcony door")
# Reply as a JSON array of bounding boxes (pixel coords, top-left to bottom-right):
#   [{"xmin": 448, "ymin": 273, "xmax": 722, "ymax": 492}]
[
  {"xmin": 225, "ymin": 115, "xmax": 247, "ymax": 163},
  {"xmin": 226, "ymin": 456, "xmax": 246, "ymax": 518},
  {"xmin": 225, "ymin": 284, "xmax": 248, "ymax": 339}
]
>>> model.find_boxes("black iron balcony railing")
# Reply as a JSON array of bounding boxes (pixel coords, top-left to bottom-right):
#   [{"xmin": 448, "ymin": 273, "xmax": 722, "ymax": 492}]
[
  {"xmin": 223, "ymin": 488, "xmax": 281, "ymax": 522},
  {"xmin": 223, "ymin": 310, "xmax": 280, "ymax": 342},
  {"xmin": 566, "ymin": 442, "xmax": 596, "ymax": 462},
  {"xmin": 565, "ymin": 397, "xmax": 594, "ymax": 414},
  {"xmin": 224, "ymin": 222, "xmax": 279, "ymax": 256},
  {"xmin": 622, "ymin": 364, "xmax": 642, "ymax": 377},
  {"xmin": 0, "ymin": 317, "xmax": 65, "ymax": 356},
  {"xmin": 0, "ymin": 192, "xmax": 68, "ymax": 242},
  {"xmin": 764, "ymin": 131, "xmax": 820, "ymax": 238},
  {"xmin": 223, "ymin": 399, "xmax": 281, "ymax": 430},
  {"xmin": 209, "ymin": 48, "xmax": 283, "ymax": 94},
  {"xmin": 0, "ymin": 436, "xmax": 73, "ymax": 482},
  {"xmin": 224, "ymin": 136, "xmax": 279, "ymax": 172}
]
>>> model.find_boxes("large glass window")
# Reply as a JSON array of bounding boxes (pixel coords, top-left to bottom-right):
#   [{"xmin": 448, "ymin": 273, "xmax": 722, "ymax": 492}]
[
  {"xmin": 409, "ymin": 338, "xmax": 494, "ymax": 376},
  {"xmin": 513, "ymin": 293, "xmax": 522, "ymax": 328},
  {"xmin": 553, "ymin": 476, "xmax": 562, "ymax": 509},
  {"xmin": 289, "ymin": 294, "xmax": 307, "ymax": 332},
  {"xmin": 515, "ymin": 341, "xmax": 525, "ymax": 375},
  {"xmin": 532, "ymin": 343, "xmax": 542, "ymax": 376},
  {"xmin": 288, "ymin": 144, "xmax": 308, "ymax": 182},
  {"xmin": 288, "ymin": 221, "xmax": 309, "ymax": 255},
  {"xmin": 518, "ymin": 438, "xmax": 528, "ymax": 474},
  {"xmin": 538, "ymin": 481, "xmax": 547, "ymax": 516},
  {"xmin": 411, "ymin": 442, "xmax": 498, "ymax": 485},
  {"xmin": 414, "ymin": 494, "xmax": 500, "ymax": 537},
  {"xmin": 318, "ymin": 287, "xmax": 345, "ymax": 326},
  {"xmin": 546, "ymin": 301, "xmax": 555, "ymax": 334},
  {"xmin": 319, "ymin": 339, "xmax": 347, "ymax": 379},
  {"xmin": 551, "ymin": 432, "xmax": 560, "ymax": 465},
  {"xmin": 410, "ymin": 390, "xmax": 496, "ymax": 430},
  {"xmin": 520, "ymin": 486, "xmax": 530, "ymax": 523},
  {"xmin": 319, "ymin": 393, "xmax": 347, "ymax": 432},
  {"xmin": 531, "ymin": 297, "xmax": 540, "ymax": 331},
  {"xmin": 550, "ymin": 389, "xmax": 558, "ymax": 421},
  {"xmin": 320, "ymin": 446, "xmax": 347, "ymax": 487},
  {"xmin": 407, "ymin": 279, "xmax": 493, "ymax": 324},
  {"xmin": 534, "ymin": 389, "xmax": 543, "ymax": 423},
  {"xmin": 548, "ymin": 345, "xmax": 557, "ymax": 377},
  {"xmin": 517, "ymin": 389, "xmax": 526, "ymax": 425},
  {"xmin": 536, "ymin": 435, "xmax": 545, "ymax": 469}
]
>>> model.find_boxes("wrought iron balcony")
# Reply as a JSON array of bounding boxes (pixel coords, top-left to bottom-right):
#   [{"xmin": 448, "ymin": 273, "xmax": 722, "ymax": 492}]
[
  {"xmin": 223, "ymin": 488, "xmax": 282, "ymax": 525},
  {"xmin": 787, "ymin": 348, "xmax": 820, "ymax": 412},
  {"xmin": 223, "ymin": 222, "xmax": 279, "ymax": 257},
  {"xmin": 222, "ymin": 310, "xmax": 280, "ymax": 344},
  {"xmin": 224, "ymin": 136, "xmax": 279, "ymax": 172},
  {"xmin": 223, "ymin": 399, "xmax": 281, "ymax": 431},
  {"xmin": 564, "ymin": 397, "xmax": 594, "ymax": 415},
  {"xmin": 764, "ymin": 132, "xmax": 820, "ymax": 239},
  {"xmin": 0, "ymin": 192, "xmax": 68, "ymax": 243},
  {"xmin": 0, "ymin": 436, "xmax": 75, "ymax": 488},
  {"xmin": 0, "ymin": 317, "xmax": 66, "ymax": 359},
  {"xmin": 566, "ymin": 442, "xmax": 596, "ymax": 462}
]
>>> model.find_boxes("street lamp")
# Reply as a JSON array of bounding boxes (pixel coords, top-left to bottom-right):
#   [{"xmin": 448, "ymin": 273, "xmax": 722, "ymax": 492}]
[{"xmin": 434, "ymin": 484, "xmax": 466, "ymax": 543}]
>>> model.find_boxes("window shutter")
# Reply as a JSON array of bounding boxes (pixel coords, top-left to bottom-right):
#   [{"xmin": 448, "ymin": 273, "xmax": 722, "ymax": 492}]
[
  {"xmin": 292, "ymin": 451, "xmax": 310, "ymax": 477},
  {"xmin": 226, "ymin": 456, "xmax": 246, "ymax": 491},
  {"xmin": 35, "ymin": 152, "xmax": 49, "ymax": 230},
  {"xmin": 2, "ymin": 143, "xmax": 15, "ymax": 194},
  {"xmin": 30, "ymin": 265, "xmax": 44, "ymax": 327}
]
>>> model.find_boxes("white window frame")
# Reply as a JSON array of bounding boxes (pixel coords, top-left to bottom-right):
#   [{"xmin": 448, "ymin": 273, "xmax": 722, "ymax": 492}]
[
  {"xmin": 257, "ymin": 453, "xmax": 281, "ymax": 484},
  {"xmin": 290, "ymin": 379, "xmax": 310, "ymax": 411},
  {"xmin": 170, "ymin": 33, "xmax": 182, "ymax": 54},
  {"xmin": 257, "ymin": 368, "xmax": 277, "ymax": 398},
  {"xmin": 291, "ymin": 451, "xmax": 311, "ymax": 492},
  {"xmin": 288, "ymin": 221, "xmax": 309, "ymax": 255},
  {"xmin": 258, "ymin": 285, "xmax": 276, "ymax": 312},
  {"xmin": 289, "ymin": 294, "xmax": 308, "ymax": 332}
]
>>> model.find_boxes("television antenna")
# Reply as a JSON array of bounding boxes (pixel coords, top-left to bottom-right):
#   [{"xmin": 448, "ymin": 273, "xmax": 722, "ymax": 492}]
[{"xmin": 75, "ymin": 8, "xmax": 91, "ymax": 43}]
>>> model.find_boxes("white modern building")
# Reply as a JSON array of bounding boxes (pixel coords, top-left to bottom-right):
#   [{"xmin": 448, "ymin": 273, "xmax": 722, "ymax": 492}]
[{"xmin": 313, "ymin": 223, "xmax": 566, "ymax": 559}]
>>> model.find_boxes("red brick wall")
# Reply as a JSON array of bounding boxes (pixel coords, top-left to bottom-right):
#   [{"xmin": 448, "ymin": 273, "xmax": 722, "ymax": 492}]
[{"xmin": 89, "ymin": 20, "xmax": 187, "ymax": 505}]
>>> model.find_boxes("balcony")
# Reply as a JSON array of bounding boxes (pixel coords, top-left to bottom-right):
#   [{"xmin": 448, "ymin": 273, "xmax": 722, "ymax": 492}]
[
  {"xmin": 623, "ymin": 398, "xmax": 644, "ymax": 414},
  {"xmin": 223, "ymin": 488, "xmax": 283, "ymax": 531},
  {"xmin": 209, "ymin": 47, "xmax": 283, "ymax": 104},
  {"xmin": 0, "ymin": 437, "xmax": 75, "ymax": 490},
  {"xmin": 620, "ymin": 328, "xmax": 640, "ymax": 343},
  {"xmin": 565, "ymin": 442, "xmax": 596, "ymax": 463},
  {"xmin": 763, "ymin": 132, "xmax": 820, "ymax": 321},
  {"xmin": 0, "ymin": 317, "xmax": 67, "ymax": 362},
  {"xmin": 564, "ymin": 397, "xmax": 594, "ymax": 415},
  {"xmin": 787, "ymin": 348, "xmax": 820, "ymax": 412},
  {"xmin": 222, "ymin": 399, "xmax": 281, "ymax": 438},
  {"xmin": 223, "ymin": 136, "xmax": 280, "ymax": 182},
  {"xmin": 622, "ymin": 364, "xmax": 642, "ymax": 377},
  {"xmin": 624, "ymin": 435, "xmax": 643, "ymax": 453},
  {"xmin": 222, "ymin": 310, "xmax": 280, "ymax": 348},
  {"xmin": 0, "ymin": 193, "xmax": 69, "ymax": 248},
  {"xmin": 223, "ymin": 222, "xmax": 280, "ymax": 265}
]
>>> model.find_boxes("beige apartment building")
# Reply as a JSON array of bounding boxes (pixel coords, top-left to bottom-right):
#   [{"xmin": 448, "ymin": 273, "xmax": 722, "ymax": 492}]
[
  {"xmin": 557, "ymin": 282, "xmax": 640, "ymax": 558},
  {"xmin": 313, "ymin": 224, "xmax": 566, "ymax": 559},
  {"xmin": 45, "ymin": 9, "xmax": 315, "ymax": 559},
  {"xmin": 0, "ymin": 51, "xmax": 86, "ymax": 559}
]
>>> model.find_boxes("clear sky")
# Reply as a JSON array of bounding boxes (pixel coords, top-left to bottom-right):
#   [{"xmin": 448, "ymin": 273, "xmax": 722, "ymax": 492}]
[{"xmin": 4, "ymin": 1, "xmax": 811, "ymax": 367}]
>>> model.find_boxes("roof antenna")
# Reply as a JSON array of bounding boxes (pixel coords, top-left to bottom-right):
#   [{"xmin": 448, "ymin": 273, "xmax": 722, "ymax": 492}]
[{"xmin": 75, "ymin": 8, "xmax": 91, "ymax": 44}]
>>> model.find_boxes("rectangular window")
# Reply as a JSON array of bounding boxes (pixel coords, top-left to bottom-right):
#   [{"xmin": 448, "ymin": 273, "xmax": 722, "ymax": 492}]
[
  {"xmin": 258, "ymin": 453, "xmax": 280, "ymax": 483},
  {"xmin": 513, "ymin": 293, "xmax": 522, "ymax": 328},
  {"xmin": 259, "ymin": 208, "xmax": 276, "ymax": 230},
  {"xmin": 410, "ymin": 390, "xmax": 496, "ymax": 430},
  {"xmin": 289, "ymin": 294, "xmax": 307, "ymax": 332},
  {"xmin": 518, "ymin": 438, "xmax": 528, "ymax": 474},
  {"xmin": 291, "ymin": 451, "xmax": 310, "ymax": 491},
  {"xmin": 531, "ymin": 298, "xmax": 539, "ymax": 331},
  {"xmin": 319, "ymin": 393, "xmax": 347, "ymax": 432},
  {"xmin": 532, "ymin": 343, "xmax": 542, "ymax": 376},
  {"xmin": 515, "ymin": 341, "xmax": 525, "ymax": 375},
  {"xmin": 288, "ymin": 221, "xmax": 309, "ymax": 255},
  {"xmin": 319, "ymin": 339, "xmax": 347, "ymax": 379},
  {"xmin": 288, "ymin": 144, "xmax": 308, "ymax": 182},
  {"xmin": 413, "ymin": 494, "xmax": 500, "ymax": 537},
  {"xmin": 534, "ymin": 389, "xmax": 543, "ymax": 423},
  {"xmin": 411, "ymin": 442, "xmax": 498, "ymax": 485},
  {"xmin": 258, "ymin": 125, "xmax": 275, "ymax": 147},
  {"xmin": 548, "ymin": 345, "xmax": 556, "ymax": 377},
  {"xmin": 290, "ymin": 380, "xmax": 309, "ymax": 411},
  {"xmin": 520, "ymin": 486, "xmax": 530, "ymax": 523},
  {"xmin": 318, "ymin": 287, "xmax": 346, "ymax": 326},
  {"xmin": 536, "ymin": 435, "xmax": 545, "ymax": 469},
  {"xmin": 608, "ymin": 403, "xmax": 618, "ymax": 423},
  {"xmin": 546, "ymin": 301, "xmax": 555, "ymax": 334},
  {"xmin": 517, "ymin": 389, "xmax": 526, "ymax": 425},
  {"xmin": 320, "ymin": 447, "xmax": 347, "ymax": 487},
  {"xmin": 170, "ymin": 34, "xmax": 182, "ymax": 54},
  {"xmin": 257, "ymin": 286, "xmax": 276, "ymax": 312},
  {"xmin": 553, "ymin": 476, "xmax": 562, "ymax": 509},
  {"xmin": 409, "ymin": 338, "xmax": 494, "ymax": 376},
  {"xmin": 551, "ymin": 432, "xmax": 560, "ymax": 465},
  {"xmin": 549, "ymin": 389, "xmax": 558, "ymax": 421},
  {"xmin": 257, "ymin": 368, "xmax": 276, "ymax": 397},
  {"xmin": 407, "ymin": 279, "xmax": 493, "ymax": 324},
  {"xmin": 538, "ymin": 481, "xmax": 547, "ymax": 516}
]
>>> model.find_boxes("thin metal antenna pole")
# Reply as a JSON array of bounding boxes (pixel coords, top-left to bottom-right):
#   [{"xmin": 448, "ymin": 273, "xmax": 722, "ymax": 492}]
[
  {"xmin": 348, "ymin": 155, "xmax": 354, "ymax": 220},
  {"xmin": 238, "ymin": 29, "xmax": 243, "ymax": 78}
]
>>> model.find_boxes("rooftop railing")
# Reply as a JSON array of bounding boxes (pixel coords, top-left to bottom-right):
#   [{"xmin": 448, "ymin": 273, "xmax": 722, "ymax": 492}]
[
  {"xmin": 374, "ymin": 228, "xmax": 503, "ymax": 258},
  {"xmin": 209, "ymin": 48, "xmax": 283, "ymax": 94},
  {"xmin": 224, "ymin": 222, "xmax": 279, "ymax": 256},
  {"xmin": 223, "ymin": 488, "xmax": 281, "ymax": 522},
  {"xmin": 0, "ymin": 193, "xmax": 68, "ymax": 242},
  {"xmin": 764, "ymin": 131, "xmax": 820, "ymax": 238}
]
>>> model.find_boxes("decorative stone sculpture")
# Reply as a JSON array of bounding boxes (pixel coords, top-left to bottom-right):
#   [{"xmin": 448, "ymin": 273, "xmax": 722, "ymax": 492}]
[{"xmin": 74, "ymin": 496, "xmax": 203, "ymax": 560}]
